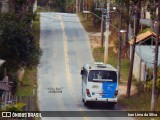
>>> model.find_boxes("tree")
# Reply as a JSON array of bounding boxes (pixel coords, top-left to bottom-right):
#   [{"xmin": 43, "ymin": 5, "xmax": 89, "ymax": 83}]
[
  {"xmin": 3, "ymin": 102, "xmax": 26, "ymax": 111},
  {"xmin": 123, "ymin": 0, "xmax": 130, "ymax": 47},
  {"xmin": 126, "ymin": 2, "xmax": 139, "ymax": 98},
  {"xmin": 0, "ymin": 12, "xmax": 41, "ymax": 71},
  {"xmin": 147, "ymin": 79, "xmax": 160, "ymax": 103},
  {"xmin": 151, "ymin": 0, "xmax": 160, "ymax": 111}
]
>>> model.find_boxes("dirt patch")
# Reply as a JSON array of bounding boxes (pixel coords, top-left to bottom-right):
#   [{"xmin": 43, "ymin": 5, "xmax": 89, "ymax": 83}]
[
  {"xmin": 88, "ymin": 32, "xmax": 116, "ymax": 50},
  {"xmin": 88, "ymin": 32, "xmax": 101, "ymax": 49},
  {"xmin": 119, "ymin": 85, "xmax": 137, "ymax": 96}
]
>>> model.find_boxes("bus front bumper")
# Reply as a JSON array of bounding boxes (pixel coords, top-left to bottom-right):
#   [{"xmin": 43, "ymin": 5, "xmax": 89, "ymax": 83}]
[{"xmin": 85, "ymin": 97, "xmax": 118, "ymax": 103}]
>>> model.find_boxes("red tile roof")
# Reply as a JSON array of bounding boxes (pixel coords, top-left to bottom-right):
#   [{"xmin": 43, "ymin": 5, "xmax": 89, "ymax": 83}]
[{"xmin": 129, "ymin": 30, "xmax": 158, "ymax": 45}]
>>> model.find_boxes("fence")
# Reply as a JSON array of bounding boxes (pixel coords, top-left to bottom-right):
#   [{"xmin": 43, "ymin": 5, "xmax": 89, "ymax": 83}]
[
  {"xmin": 0, "ymin": 95, "xmax": 36, "ymax": 120},
  {"xmin": 1, "ymin": 95, "xmax": 35, "ymax": 111}
]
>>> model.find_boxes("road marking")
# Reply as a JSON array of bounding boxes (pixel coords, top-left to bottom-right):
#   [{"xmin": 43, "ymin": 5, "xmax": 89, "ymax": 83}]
[{"xmin": 59, "ymin": 14, "xmax": 90, "ymax": 120}]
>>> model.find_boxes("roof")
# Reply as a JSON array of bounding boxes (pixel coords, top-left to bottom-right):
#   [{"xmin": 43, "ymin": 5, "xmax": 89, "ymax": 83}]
[
  {"xmin": 129, "ymin": 30, "xmax": 158, "ymax": 45},
  {"xmin": 83, "ymin": 63, "xmax": 117, "ymax": 72}
]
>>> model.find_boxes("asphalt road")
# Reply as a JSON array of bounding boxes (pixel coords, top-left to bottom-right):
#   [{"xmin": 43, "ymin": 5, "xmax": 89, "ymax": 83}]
[{"xmin": 37, "ymin": 12, "xmax": 134, "ymax": 120}]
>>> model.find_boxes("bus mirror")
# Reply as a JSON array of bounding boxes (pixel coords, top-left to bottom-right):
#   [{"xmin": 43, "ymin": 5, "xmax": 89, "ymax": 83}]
[{"xmin": 80, "ymin": 70, "xmax": 84, "ymax": 75}]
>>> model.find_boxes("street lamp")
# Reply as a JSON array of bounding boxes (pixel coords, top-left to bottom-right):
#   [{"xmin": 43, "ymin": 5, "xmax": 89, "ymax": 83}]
[
  {"xmin": 83, "ymin": 10, "xmax": 126, "ymax": 82},
  {"xmin": 117, "ymin": 29, "xmax": 126, "ymax": 82},
  {"xmin": 83, "ymin": 11, "xmax": 103, "ymax": 20}
]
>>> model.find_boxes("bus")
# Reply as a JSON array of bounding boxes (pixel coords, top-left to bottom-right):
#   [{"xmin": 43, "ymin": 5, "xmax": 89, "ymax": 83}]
[{"xmin": 80, "ymin": 62, "xmax": 118, "ymax": 107}]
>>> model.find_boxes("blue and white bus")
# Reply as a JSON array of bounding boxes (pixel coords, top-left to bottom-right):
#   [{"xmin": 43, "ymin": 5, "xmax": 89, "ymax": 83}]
[{"xmin": 80, "ymin": 62, "xmax": 118, "ymax": 107}]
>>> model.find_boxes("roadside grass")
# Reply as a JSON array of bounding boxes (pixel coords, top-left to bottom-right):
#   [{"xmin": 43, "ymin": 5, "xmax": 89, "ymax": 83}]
[
  {"xmin": 78, "ymin": 11, "xmax": 130, "ymax": 82},
  {"xmin": 37, "ymin": 6, "xmax": 51, "ymax": 12},
  {"xmin": 77, "ymin": 13, "xmax": 101, "ymax": 32},
  {"xmin": 119, "ymin": 93, "xmax": 158, "ymax": 111},
  {"xmin": 78, "ymin": 12, "xmax": 160, "ymax": 119},
  {"xmin": 16, "ymin": 14, "xmax": 40, "ymax": 96},
  {"xmin": 32, "ymin": 12, "xmax": 40, "ymax": 112},
  {"xmin": 93, "ymin": 46, "xmax": 130, "ymax": 83},
  {"xmin": 16, "ymin": 67, "xmax": 37, "ymax": 96},
  {"xmin": 93, "ymin": 47, "xmax": 104, "ymax": 62},
  {"xmin": 16, "ymin": 14, "xmax": 40, "ymax": 112},
  {"xmin": 92, "ymin": 42, "xmax": 160, "ymax": 120},
  {"xmin": 33, "ymin": 14, "xmax": 40, "ymax": 44},
  {"xmin": 119, "ymin": 93, "xmax": 160, "ymax": 120}
]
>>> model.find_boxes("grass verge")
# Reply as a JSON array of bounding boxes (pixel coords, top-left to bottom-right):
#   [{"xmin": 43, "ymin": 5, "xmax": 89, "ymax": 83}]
[
  {"xmin": 93, "ymin": 46, "xmax": 130, "ymax": 83},
  {"xmin": 78, "ymin": 12, "xmax": 160, "ymax": 119},
  {"xmin": 92, "ymin": 43, "xmax": 160, "ymax": 120},
  {"xmin": 16, "ymin": 13, "xmax": 40, "ymax": 112},
  {"xmin": 77, "ymin": 13, "xmax": 101, "ymax": 32},
  {"xmin": 119, "ymin": 92, "xmax": 160, "ymax": 120},
  {"xmin": 16, "ymin": 67, "xmax": 37, "ymax": 96}
]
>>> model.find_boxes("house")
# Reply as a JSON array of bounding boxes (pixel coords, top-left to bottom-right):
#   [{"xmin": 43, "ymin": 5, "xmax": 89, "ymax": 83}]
[
  {"xmin": 0, "ymin": 59, "xmax": 13, "ymax": 107},
  {"xmin": 140, "ymin": 4, "xmax": 158, "ymax": 31},
  {"xmin": 129, "ymin": 30, "xmax": 160, "ymax": 81}
]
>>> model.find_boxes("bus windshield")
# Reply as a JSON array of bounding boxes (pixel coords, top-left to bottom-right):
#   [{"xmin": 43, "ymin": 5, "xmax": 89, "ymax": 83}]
[{"xmin": 88, "ymin": 70, "xmax": 117, "ymax": 82}]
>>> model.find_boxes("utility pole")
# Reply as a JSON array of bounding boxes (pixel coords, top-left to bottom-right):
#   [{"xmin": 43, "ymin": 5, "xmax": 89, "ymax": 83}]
[
  {"xmin": 79, "ymin": 0, "xmax": 81, "ymax": 12},
  {"xmin": 101, "ymin": 13, "xmax": 104, "ymax": 47},
  {"xmin": 104, "ymin": 0, "xmax": 110, "ymax": 64},
  {"xmin": 117, "ymin": 1, "xmax": 122, "ymax": 82},
  {"xmin": 151, "ymin": 0, "xmax": 160, "ymax": 112},
  {"xmin": 83, "ymin": 0, "xmax": 85, "ymax": 11},
  {"xmin": 126, "ymin": 6, "xmax": 138, "ymax": 98},
  {"xmin": 76, "ymin": 0, "xmax": 79, "ymax": 13},
  {"xmin": 101, "ymin": 0, "xmax": 105, "ymax": 47}
]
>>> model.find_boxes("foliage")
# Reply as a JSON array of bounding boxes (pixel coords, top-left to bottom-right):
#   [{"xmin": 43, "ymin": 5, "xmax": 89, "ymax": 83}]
[
  {"xmin": 49, "ymin": 0, "xmax": 66, "ymax": 12},
  {"xmin": 65, "ymin": 0, "xmax": 75, "ymax": 12},
  {"xmin": 37, "ymin": 0, "xmax": 66, "ymax": 12},
  {"xmin": 0, "ymin": 12, "xmax": 41, "ymax": 71},
  {"xmin": 37, "ymin": 0, "xmax": 49, "ymax": 6},
  {"xmin": 16, "ymin": 67, "xmax": 37, "ymax": 96},
  {"xmin": 137, "ymin": 28, "xmax": 152, "ymax": 35},
  {"xmin": 146, "ymin": 79, "xmax": 160, "ymax": 100},
  {"xmin": 2, "ymin": 103, "xmax": 26, "ymax": 111}
]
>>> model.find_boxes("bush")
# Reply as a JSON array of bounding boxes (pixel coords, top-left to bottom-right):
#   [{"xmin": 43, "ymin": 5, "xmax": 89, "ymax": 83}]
[
  {"xmin": 146, "ymin": 79, "xmax": 160, "ymax": 101},
  {"xmin": 0, "ymin": 12, "xmax": 41, "ymax": 71}
]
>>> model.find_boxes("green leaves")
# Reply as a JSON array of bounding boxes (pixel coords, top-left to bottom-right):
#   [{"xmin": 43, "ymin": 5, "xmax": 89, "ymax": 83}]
[
  {"xmin": 146, "ymin": 79, "xmax": 160, "ymax": 93},
  {"xmin": 0, "ymin": 12, "xmax": 41, "ymax": 70},
  {"xmin": 3, "ymin": 102, "xmax": 26, "ymax": 112}
]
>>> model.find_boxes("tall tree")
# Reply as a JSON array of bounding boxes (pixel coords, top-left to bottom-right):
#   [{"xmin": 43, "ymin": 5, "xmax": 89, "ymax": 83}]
[
  {"xmin": 123, "ymin": 0, "xmax": 130, "ymax": 47},
  {"xmin": 0, "ymin": 13, "xmax": 41, "ymax": 70},
  {"xmin": 151, "ymin": 0, "xmax": 160, "ymax": 111},
  {"xmin": 126, "ymin": 2, "xmax": 139, "ymax": 98},
  {"xmin": 136, "ymin": 0, "xmax": 142, "ymax": 33}
]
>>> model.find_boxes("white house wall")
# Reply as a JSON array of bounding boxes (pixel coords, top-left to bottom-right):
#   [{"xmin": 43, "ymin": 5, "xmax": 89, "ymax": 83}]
[
  {"xmin": 132, "ymin": 46, "xmax": 160, "ymax": 81},
  {"xmin": 133, "ymin": 51, "xmax": 141, "ymax": 80}
]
